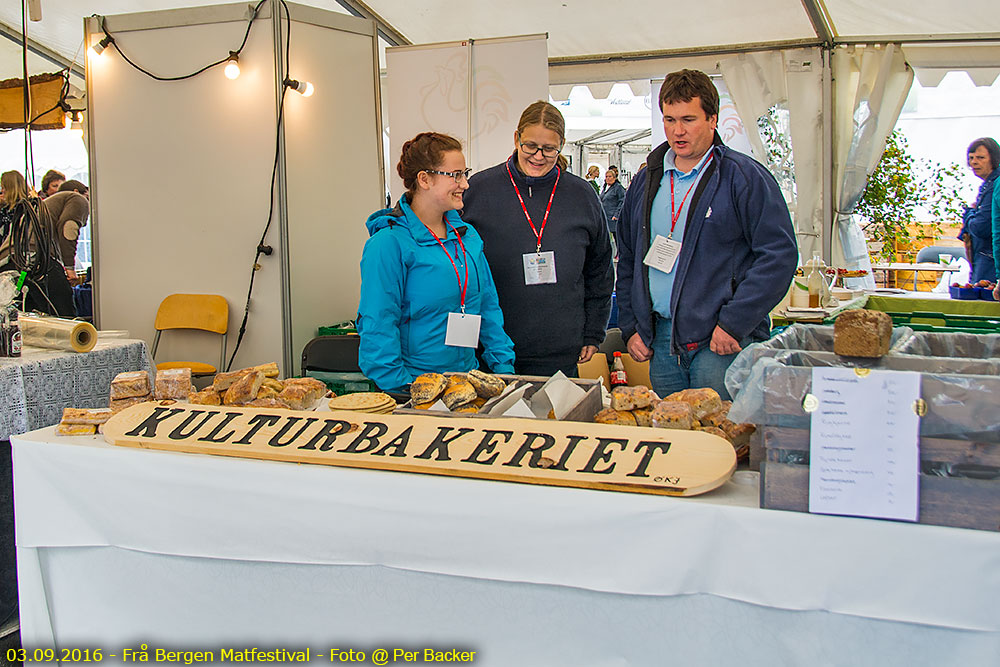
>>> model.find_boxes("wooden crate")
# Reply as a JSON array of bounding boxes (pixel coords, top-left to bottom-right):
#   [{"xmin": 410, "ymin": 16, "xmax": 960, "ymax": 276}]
[
  {"xmin": 750, "ymin": 351, "xmax": 1000, "ymax": 531},
  {"xmin": 395, "ymin": 373, "xmax": 603, "ymax": 424}
]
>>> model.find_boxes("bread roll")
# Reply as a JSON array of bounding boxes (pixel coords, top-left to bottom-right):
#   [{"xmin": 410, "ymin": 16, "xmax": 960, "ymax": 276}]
[
  {"xmin": 834, "ymin": 309, "xmax": 893, "ymax": 357},
  {"xmin": 593, "ymin": 408, "xmax": 638, "ymax": 426},
  {"xmin": 442, "ymin": 375, "xmax": 477, "ymax": 409},
  {"xmin": 650, "ymin": 401, "xmax": 694, "ymax": 430},
  {"xmin": 155, "ymin": 368, "xmax": 193, "ymax": 400},
  {"xmin": 110, "ymin": 371, "xmax": 151, "ymax": 400},
  {"xmin": 467, "ymin": 369, "xmax": 506, "ymax": 398},
  {"xmin": 410, "ymin": 373, "xmax": 448, "ymax": 404},
  {"xmin": 224, "ymin": 370, "xmax": 264, "ymax": 405}
]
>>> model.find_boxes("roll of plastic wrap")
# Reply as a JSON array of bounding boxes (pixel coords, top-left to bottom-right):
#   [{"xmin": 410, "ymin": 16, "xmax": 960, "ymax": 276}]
[{"xmin": 19, "ymin": 315, "xmax": 98, "ymax": 353}]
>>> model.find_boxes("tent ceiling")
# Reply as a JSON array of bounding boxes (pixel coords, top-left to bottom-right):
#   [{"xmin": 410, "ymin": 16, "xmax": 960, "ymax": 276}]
[{"xmin": 3, "ymin": 0, "xmax": 1000, "ymax": 83}]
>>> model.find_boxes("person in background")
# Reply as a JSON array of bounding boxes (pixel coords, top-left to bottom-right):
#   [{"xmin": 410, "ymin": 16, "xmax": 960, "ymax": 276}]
[
  {"xmin": 41, "ymin": 184, "xmax": 90, "ymax": 281},
  {"xmin": 991, "ymin": 156, "xmax": 1000, "ymax": 299},
  {"xmin": 462, "ymin": 100, "xmax": 614, "ymax": 377},
  {"xmin": 959, "ymin": 137, "xmax": 999, "ymax": 284},
  {"xmin": 39, "ymin": 170, "xmax": 65, "ymax": 199},
  {"xmin": 600, "ymin": 166, "xmax": 626, "ymax": 242},
  {"xmin": 357, "ymin": 132, "xmax": 514, "ymax": 392},
  {"xmin": 0, "ymin": 170, "xmax": 37, "ymax": 245},
  {"xmin": 617, "ymin": 69, "xmax": 797, "ymax": 400},
  {"xmin": 586, "ymin": 165, "xmax": 601, "ymax": 194}
]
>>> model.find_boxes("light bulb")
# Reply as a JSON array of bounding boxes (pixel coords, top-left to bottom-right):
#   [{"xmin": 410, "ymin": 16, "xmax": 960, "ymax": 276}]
[
  {"xmin": 90, "ymin": 35, "xmax": 112, "ymax": 56},
  {"xmin": 286, "ymin": 78, "xmax": 314, "ymax": 97},
  {"xmin": 224, "ymin": 53, "xmax": 240, "ymax": 80}
]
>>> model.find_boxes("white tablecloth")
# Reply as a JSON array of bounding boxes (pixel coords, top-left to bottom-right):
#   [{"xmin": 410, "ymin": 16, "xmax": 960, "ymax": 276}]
[
  {"xmin": 0, "ymin": 339, "xmax": 151, "ymax": 440},
  {"xmin": 12, "ymin": 427, "xmax": 1000, "ymax": 665}
]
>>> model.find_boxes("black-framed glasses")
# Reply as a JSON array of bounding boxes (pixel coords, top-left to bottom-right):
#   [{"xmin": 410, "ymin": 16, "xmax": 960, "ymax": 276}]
[
  {"xmin": 518, "ymin": 141, "xmax": 561, "ymax": 158},
  {"xmin": 425, "ymin": 168, "xmax": 472, "ymax": 182}
]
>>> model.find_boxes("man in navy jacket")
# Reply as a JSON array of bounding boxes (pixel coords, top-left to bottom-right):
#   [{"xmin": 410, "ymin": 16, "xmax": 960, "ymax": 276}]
[{"xmin": 617, "ymin": 69, "xmax": 797, "ymax": 400}]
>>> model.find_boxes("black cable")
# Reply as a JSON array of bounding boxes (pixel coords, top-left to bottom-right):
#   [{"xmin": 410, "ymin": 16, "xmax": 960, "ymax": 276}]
[
  {"xmin": 226, "ymin": 0, "xmax": 293, "ymax": 371},
  {"xmin": 99, "ymin": 0, "xmax": 266, "ymax": 82},
  {"xmin": 21, "ymin": 0, "xmax": 33, "ymax": 187},
  {"xmin": 5, "ymin": 197, "xmax": 59, "ymax": 283}
]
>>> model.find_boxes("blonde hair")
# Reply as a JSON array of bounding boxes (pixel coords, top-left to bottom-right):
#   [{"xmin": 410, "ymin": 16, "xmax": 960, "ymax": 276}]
[
  {"xmin": 587, "ymin": 166, "xmax": 600, "ymax": 179},
  {"xmin": 516, "ymin": 101, "xmax": 569, "ymax": 172},
  {"xmin": 1, "ymin": 170, "xmax": 32, "ymax": 208}
]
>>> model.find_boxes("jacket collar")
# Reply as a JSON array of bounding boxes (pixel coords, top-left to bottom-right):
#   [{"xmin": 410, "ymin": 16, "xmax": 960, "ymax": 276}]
[
  {"xmin": 397, "ymin": 195, "xmax": 467, "ymax": 246},
  {"xmin": 506, "ymin": 154, "xmax": 560, "ymax": 187}
]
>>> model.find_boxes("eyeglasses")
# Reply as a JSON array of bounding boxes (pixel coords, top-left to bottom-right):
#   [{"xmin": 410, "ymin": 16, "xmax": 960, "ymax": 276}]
[
  {"xmin": 425, "ymin": 168, "xmax": 472, "ymax": 183},
  {"xmin": 518, "ymin": 141, "xmax": 561, "ymax": 158}
]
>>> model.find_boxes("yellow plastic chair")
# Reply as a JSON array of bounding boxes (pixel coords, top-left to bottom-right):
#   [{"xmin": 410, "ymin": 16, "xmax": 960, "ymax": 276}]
[{"xmin": 151, "ymin": 294, "xmax": 229, "ymax": 376}]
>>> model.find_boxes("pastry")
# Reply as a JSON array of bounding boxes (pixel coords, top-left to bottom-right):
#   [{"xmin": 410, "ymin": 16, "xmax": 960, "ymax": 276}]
[
  {"xmin": 224, "ymin": 370, "xmax": 264, "ymax": 405},
  {"xmin": 467, "ymin": 370, "xmax": 506, "ymax": 398},
  {"xmin": 282, "ymin": 377, "xmax": 329, "ymax": 394},
  {"xmin": 610, "ymin": 385, "xmax": 654, "ymax": 411},
  {"xmin": 247, "ymin": 397, "xmax": 290, "ymax": 409},
  {"xmin": 593, "ymin": 408, "xmax": 637, "ymax": 426},
  {"xmin": 441, "ymin": 375, "xmax": 478, "ymax": 409},
  {"xmin": 189, "ymin": 389, "xmax": 222, "ymax": 406},
  {"xmin": 632, "ymin": 407, "xmax": 653, "ymax": 427},
  {"xmin": 410, "ymin": 373, "xmax": 448, "ymax": 404},
  {"xmin": 61, "ymin": 407, "xmax": 112, "ymax": 425},
  {"xmin": 650, "ymin": 401, "xmax": 694, "ymax": 430},
  {"xmin": 154, "ymin": 368, "xmax": 193, "ymax": 400},
  {"xmin": 723, "ymin": 421, "xmax": 756, "ymax": 448},
  {"xmin": 110, "ymin": 371, "xmax": 151, "ymax": 400},
  {"xmin": 256, "ymin": 385, "xmax": 279, "ymax": 400},
  {"xmin": 278, "ymin": 382, "xmax": 325, "ymax": 411},
  {"xmin": 834, "ymin": 309, "xmax": 893, "ymax": 357},
  {"xmin": 261, "ymin": 378, "xmax": 284, "ymax": 393},
  {"xmin": 213, "ymin": 369, "xmax": 254, "ymax": 392},
  {"xmin": 55, "ymin": 423, "xmax": 97, "ymax": 436},
  {"xmin": 253, "ymin": 362, "xmax": 280, "ymax": 378},
  {"xmin": 694, "ymin": 425, "xmax": 730, "ymax": 441}
]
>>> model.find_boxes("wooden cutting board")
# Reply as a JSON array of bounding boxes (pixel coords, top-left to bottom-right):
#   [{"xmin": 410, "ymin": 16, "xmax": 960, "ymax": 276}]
[{"xmin": 102, "ymin": 402, "xmax": 737, "ymax": 497}]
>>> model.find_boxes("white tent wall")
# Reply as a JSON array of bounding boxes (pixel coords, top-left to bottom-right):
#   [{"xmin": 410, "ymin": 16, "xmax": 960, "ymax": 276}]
[
  {"xmin": 86, "ymin": 1, "xmax": 383, "ymax": 373},
  {"xmin": 385, "ymin": 34, "xmax": 548, "ymax": 200}
]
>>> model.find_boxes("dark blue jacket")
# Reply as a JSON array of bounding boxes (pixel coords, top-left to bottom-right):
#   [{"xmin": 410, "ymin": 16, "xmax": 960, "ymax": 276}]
[
  {"xmin": 960, "ymin": 168, "xmax": 998, "ymax": 282},
  {"xmin": 617, "ymin": 137, "xmax": 798, "ymax": 354},
  {"xmin": 600, "ymin": 180, "xmax": 626, "ymax": 234}
]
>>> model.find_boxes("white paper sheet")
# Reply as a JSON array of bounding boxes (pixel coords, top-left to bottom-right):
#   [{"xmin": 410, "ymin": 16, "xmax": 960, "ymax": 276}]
[
  {"xmin": 808, "ymin": 368, "xmax": 921, "ymax": 522},
  {"xmin": 502, "ymin": 398, "xmax": 537, "ymax": 418},
  {"xmin": 531, "ymin": 371, "xmax": 586, "ymax": 420}
]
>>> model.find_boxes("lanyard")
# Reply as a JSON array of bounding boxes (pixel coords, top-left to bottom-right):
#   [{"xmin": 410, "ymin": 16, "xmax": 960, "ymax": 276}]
[
  {"xmin": 425, "ymin": 221, "xmax": 469, "ymax": 313},
  {"xmin": 506, "ymin": 163, "xmax": 560, "ymax": 253},
  {"xmin": 668, "ymin": 153, "xmax": 713, "ymax": 239}
]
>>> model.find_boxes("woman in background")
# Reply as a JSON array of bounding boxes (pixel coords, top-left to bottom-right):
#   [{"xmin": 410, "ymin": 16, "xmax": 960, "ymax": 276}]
[
  {"xmin": 586, "ymin": 165, "xmax": 601, "ymax": 194},
  {"xmin": 462, "ymin": 101, "xmax": 614, "ymax": 377},
  {"xmin": 600, "ymin": 166, "xmax": 626, "ymax": 243},
  {"xmin": 357, "ymin": 132, "xmax": 514, "ymax": 392}
]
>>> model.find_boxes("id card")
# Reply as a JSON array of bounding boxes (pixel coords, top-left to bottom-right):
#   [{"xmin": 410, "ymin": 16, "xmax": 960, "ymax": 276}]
[
  {"xmin": 643, "ymin": 234, "xmax": 682, "ymax": 273},
  {"xmin": 523, "ymin": 251, "xmax": 557, "ymax": 285},
  {"xmin": 445, "ymin": 312, "xmax": 481, "ymax": 348}
]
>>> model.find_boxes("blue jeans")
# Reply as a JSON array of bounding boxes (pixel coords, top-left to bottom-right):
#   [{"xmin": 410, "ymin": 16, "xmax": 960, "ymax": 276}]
[{"xmin": 649, "ymin": 316, "xmax": 748, "ymax": 401}]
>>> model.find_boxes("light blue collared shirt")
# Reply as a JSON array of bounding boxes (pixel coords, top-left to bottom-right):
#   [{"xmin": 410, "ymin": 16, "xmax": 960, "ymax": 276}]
[{"xmin": 649, "ymin": 148, "xmax": 714, "ymax": 318}]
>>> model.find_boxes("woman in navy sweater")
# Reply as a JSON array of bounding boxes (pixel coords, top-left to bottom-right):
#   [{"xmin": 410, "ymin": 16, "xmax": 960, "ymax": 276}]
[{"xmin": 462, "ymin": 101, "xmax": 614, "ymax": 376}]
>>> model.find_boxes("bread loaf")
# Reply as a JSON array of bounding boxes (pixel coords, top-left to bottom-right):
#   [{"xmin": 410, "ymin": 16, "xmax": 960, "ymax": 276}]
[
  {"xmin": 55, "ymin": 423, "xmax": 97, "ymax": 436},
  {"xmin": 154, "ymin": 368, "xmax": 192, "ymax": 400},
  {"xmin": 632, "ymin": 407, "xmax": 653, "ymax": 427},
  {"xmin": 663, "ymin": 388, "xmax": 722, "ymax": 420},
  {"xmin": 61, "ymin": 407, "xmax": 112, "ymax": 425},
  {"xmin": 110, "ymin": 371, "xmax": 151, "ymax": 400},
  {"xmin": 213, "ymin": 369, "xmax": 250, "ymax": 392},
  {"xmin": 467, "ymin": 369, "xmax": 506, "ymax": 398},
  {"xmin": 224, "ymin": 370, "xmax": 264, "ymax": 405},
  {"xmin": 410, "ymin": 373, "xmax": 448, "ymax": 403},
  {"xmin": 110, "ymin": 396, "xmax": 152, "ymax": 414},
  {"xmin": 277, "ymin": 381, "xmax": 324, "ymax": 410},
  {"xmin": 650, "ymin": 401, "xmax": 694, "ymax": 430},
  {"xmin": 247, "ymin": 397, "xmax": 290, "ymax": 409},
  {"xmin": 834, "ymin": 309, "xmax": 892, "ymax": 358},
  {"xmin": 610, "ymin": 385, "xmax": 654, "ymax": 411},
  {"xmin": 253, "ymin": 362, "xmax": 280, "ymax": 378},
  {"xmin": 189, "ymin": 389, "xmax": 222, "ymax": 406}
]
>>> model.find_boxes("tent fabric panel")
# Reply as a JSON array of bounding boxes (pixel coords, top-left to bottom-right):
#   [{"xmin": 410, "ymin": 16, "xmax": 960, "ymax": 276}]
[{"xmin": 826, "ymin": 0, "xmax": 1000, "ymax": 40}]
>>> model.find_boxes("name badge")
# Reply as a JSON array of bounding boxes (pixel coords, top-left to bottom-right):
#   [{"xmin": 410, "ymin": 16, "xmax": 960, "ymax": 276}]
[
  {"xmin": 643, "ymin": 234, "xmax": 682, "ymax": 273},
  {"xmin": 445, "ymin": 312, "xmax": 481, "ymax": 348},
  {"xmin": 523, "ymin": 251, "xmax": 557, "ymax": 285}
]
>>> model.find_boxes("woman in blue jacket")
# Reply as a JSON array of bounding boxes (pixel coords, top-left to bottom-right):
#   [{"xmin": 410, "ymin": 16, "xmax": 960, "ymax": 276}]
[
  {"xmin": 600, "ymin": 166, "xmax": 626, "ymax": 241},
  {"xmin": 358, "ymin": 132, "xmax": 515, "ymax": 392}
]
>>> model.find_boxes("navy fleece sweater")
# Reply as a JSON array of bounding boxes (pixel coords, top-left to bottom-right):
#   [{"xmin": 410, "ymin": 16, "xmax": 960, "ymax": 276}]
[{"xmin": 462, "ymin": 155, "xmax": 614, "ymax": 373}]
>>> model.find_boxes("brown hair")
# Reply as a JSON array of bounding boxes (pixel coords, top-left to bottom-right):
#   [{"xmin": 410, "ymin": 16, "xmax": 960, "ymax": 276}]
[
  {"xmin": 658, "ymin": 69, "xmax": 719, "ymax": 119},
  {"xmin": 516, "ymin": 101, "xmax": 569, "ymax": 171},
  {"xmin": 41, "ymin": 169, "xmax": 65, "ymax": 194},
  {"xmin": 58, "ymin": 179, "xmax": 89, "ymax": 195},
  {"xmin": 397, "ymin": 132, "xmax": 463, "ymax": 195},
  {"xmin": 1, "ymin": 170, "xmax": 32, "ymax": 208}
]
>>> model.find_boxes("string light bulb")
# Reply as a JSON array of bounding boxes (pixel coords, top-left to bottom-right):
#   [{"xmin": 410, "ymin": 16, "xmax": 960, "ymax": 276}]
[
  {"xmin": 224, "ymin": 52, "xmax": 241, "ymax": 80},
  {"xmin": 285, "ymin": 78, "xmax": 314, "ymax": 97},
  {"xmin": 91, "ymin": 34, "xmax": 113, "ymax": 56}
]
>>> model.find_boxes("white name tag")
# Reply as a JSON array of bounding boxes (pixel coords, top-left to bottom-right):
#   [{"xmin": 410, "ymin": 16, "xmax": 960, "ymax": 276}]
[
  {"xmin": 523, "ymin": 251, "xmax": 557, "ymax": 285},
  {"xmin": 643, "ymin": 234, "xmax": 682, "ymax": 273},
  {"xmin": 445, "ymin": 312, "xmax": 481, "ymax": 348}
]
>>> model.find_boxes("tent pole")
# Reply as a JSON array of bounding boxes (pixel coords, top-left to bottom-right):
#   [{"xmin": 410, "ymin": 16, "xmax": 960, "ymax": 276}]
[{"xmin": 822, "ymin": 45, "xmax": 834, "ymax": 264}]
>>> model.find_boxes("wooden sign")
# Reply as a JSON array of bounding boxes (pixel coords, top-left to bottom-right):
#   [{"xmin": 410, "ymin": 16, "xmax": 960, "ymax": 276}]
[{"xmin": 102, "ymin": 403, "xmax": 737, "ymax": 496}]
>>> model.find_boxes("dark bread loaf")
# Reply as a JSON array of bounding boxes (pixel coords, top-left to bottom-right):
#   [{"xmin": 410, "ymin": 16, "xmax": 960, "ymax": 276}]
[{"xmin": 834, "ymin": 310, "xmax": 892, "ymax": 357}]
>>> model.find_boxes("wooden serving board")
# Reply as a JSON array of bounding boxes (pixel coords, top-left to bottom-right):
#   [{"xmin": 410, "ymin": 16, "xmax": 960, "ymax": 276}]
[{"xmin": 102, "ymin": 402, "xmax": 737, "ymax": 497}]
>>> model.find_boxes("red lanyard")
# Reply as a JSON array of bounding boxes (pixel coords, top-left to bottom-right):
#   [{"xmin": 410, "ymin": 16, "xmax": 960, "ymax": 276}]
[
  {"xmin": 669, "ymin": 153, "xmax": 713, "ymax": 238},
  {"xmin": 425, "ymin": 221, "xmax": 469, "ymax": 312},
  {"xmin": 507, "ymin": 163, "xmax": 560, "ymax": 252}
]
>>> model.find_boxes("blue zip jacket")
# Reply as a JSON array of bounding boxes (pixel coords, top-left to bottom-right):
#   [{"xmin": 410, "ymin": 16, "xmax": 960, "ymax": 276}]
[
  {"xmin": 600, "ymin": 180, "xmax": 626, "ymax": 234},
  {"xmin": 357, "ymin": 197, "xmax": 515, "ymax": 392},
  {"xmin": 617, "ymin": 137, "xmax": 798, "ymax": 354},
  {"xmin": 961, "ymin": 168, "xmax": 998, "ymax": 283}
]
